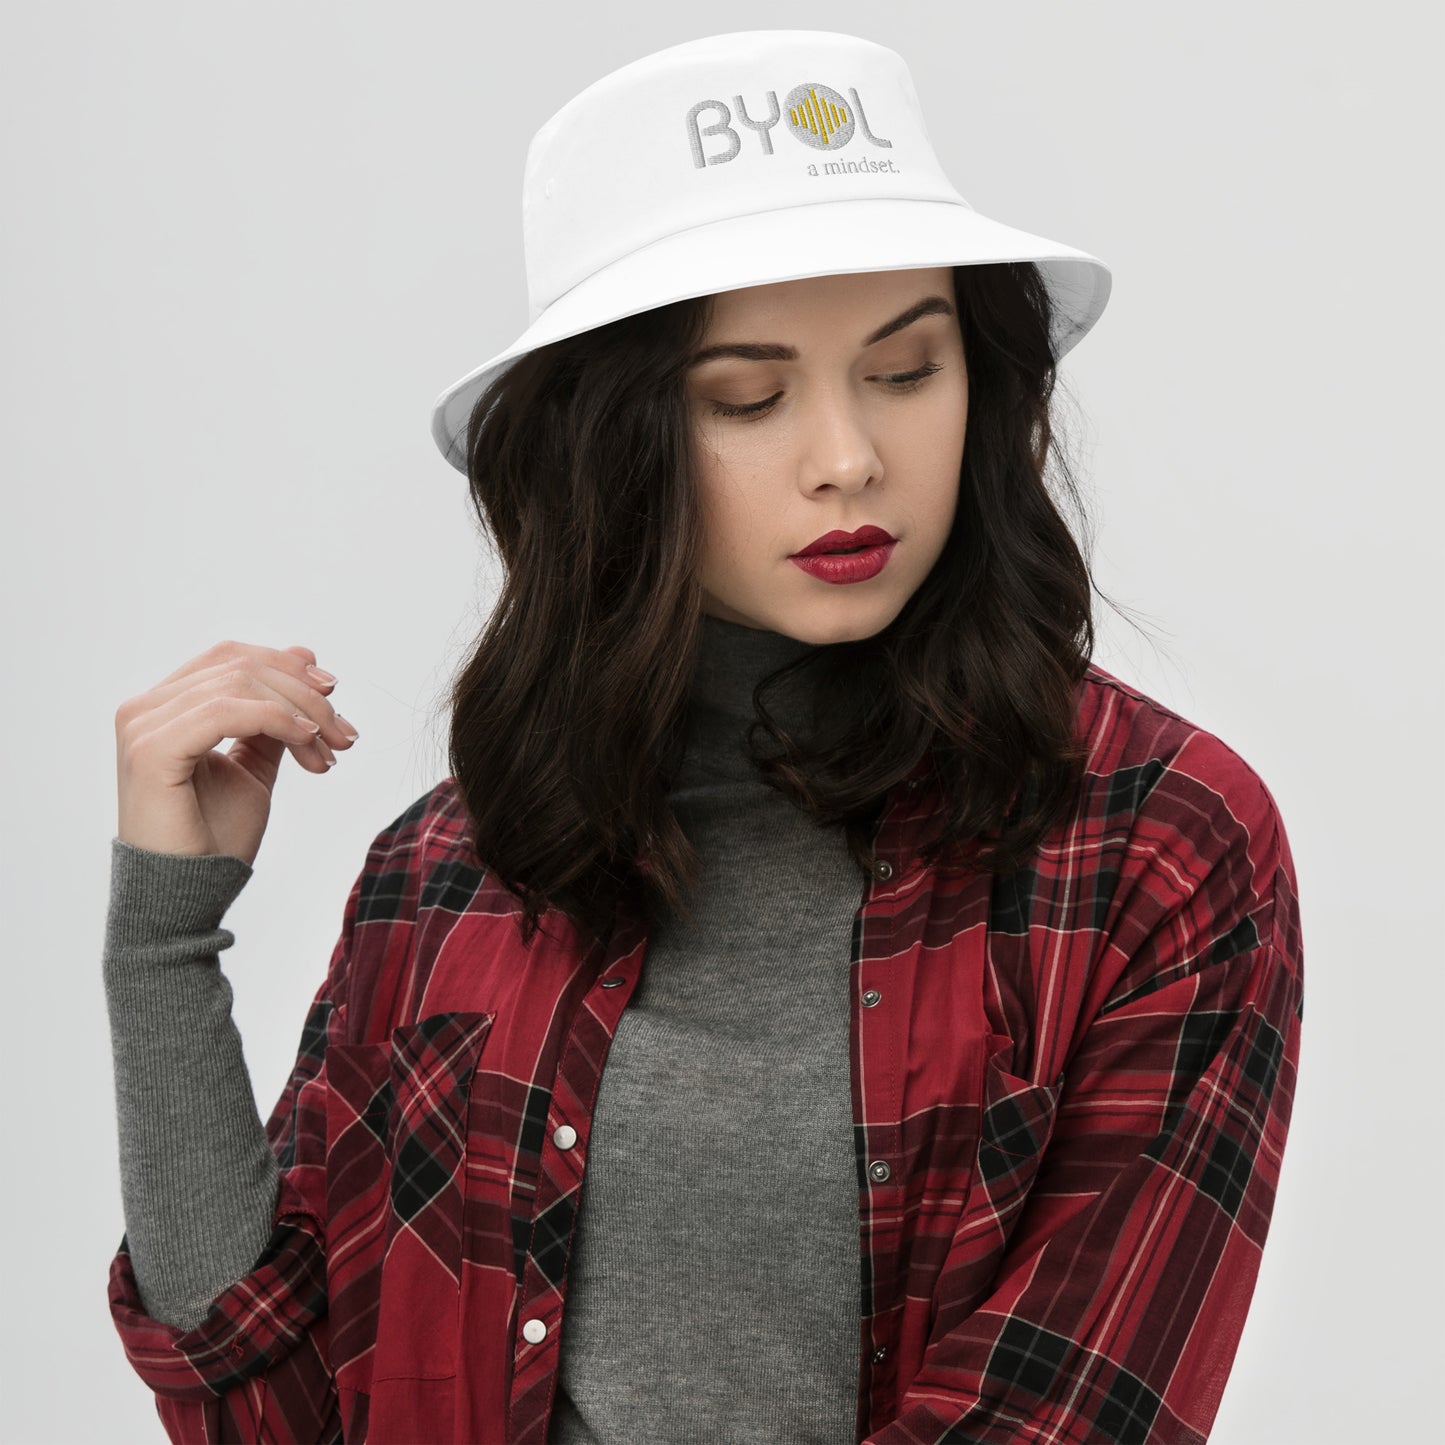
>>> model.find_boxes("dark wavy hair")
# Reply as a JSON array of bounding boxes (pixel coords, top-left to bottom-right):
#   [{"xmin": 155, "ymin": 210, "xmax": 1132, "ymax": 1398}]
[{"xmin": 435, "ymin": 262, "xmax": 1157, "ymax": 949}]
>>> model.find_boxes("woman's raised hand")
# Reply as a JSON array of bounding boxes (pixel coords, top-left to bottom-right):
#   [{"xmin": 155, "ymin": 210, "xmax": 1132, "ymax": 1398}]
[{"xmin": 114, "ymin": 641, "xmax": 359, "ymax": 868}]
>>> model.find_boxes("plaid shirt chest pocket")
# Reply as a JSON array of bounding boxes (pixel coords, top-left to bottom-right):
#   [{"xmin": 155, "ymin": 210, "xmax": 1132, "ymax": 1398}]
[
  {"xmin": 974, "ymin": 1034, "xmax": 1067, "ymax": 1250},
  {"xmin": 322, "ymin": 1010, "xmax": 495, "ymax": 1394}
]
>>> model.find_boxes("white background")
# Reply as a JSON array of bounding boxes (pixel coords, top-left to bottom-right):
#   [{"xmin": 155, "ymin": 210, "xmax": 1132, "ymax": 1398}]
[{"xmin": 3, "ymin": 3, "xmax": 1439, "ymax": 1441}]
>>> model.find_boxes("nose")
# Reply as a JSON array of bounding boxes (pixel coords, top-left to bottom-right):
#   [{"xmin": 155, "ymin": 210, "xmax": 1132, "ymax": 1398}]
[{"xmin": 795, "ymin": 385, "xmax": 883, "ymax": 496}]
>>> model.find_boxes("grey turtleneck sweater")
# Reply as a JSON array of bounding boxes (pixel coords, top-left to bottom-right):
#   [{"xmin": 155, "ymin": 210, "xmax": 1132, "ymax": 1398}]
[{"xmin": 104, "ymin": 612, "xmax": 870, "ymax": 1443}]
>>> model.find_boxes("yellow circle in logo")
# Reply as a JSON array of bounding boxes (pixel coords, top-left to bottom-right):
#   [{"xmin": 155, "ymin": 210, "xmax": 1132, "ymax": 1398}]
[{"xmin": 784, "ymin": 83, "xmax": 855, "ymax": 149}]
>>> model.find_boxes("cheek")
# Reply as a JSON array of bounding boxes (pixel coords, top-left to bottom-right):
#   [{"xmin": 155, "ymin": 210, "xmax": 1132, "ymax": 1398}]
[
  {"xmin": 885, "ymin": 386, "xmax": 965, "ymax": 478},
  {"xmin": 696, "ymin": 459, "xmax": 765, "ymax": 567},
  {"xmin": 927, "ymin": 371, "xmax": 969, "ymax": 447},
  {"xmin": 696, "ymin": 419, "xmax": 777, "ymax": 506},
  {"xmin": 894, "ymin": 390, "xmax": 965, "ymax": 538}
]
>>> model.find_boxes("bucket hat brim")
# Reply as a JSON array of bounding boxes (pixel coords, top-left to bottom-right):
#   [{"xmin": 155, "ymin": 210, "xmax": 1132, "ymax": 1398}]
[{"xmin": 429, "ymin": 195, "xmax": 1111, "ymax": 475}]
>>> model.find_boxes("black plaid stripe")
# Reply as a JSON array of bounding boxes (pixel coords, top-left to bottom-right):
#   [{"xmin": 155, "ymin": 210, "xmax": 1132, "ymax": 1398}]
[
  {"xmin": 985, "ymin": 1319, "xmax": 1166, "ymax": 1444},
  {"xmin": 530, "ymin": 1190, "xmax": 578, "ymax": 1291},
  {"xmin": 383, "ymin": 1012, "xmax": 493, "ymax": 1276},
  {"xmin": 979, "ymin": 1047, "xmax": 1064, "ymax": 1167}
]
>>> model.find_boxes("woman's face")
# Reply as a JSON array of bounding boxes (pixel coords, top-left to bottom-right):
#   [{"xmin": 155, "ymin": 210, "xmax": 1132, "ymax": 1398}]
[{"xmin": 685, "ymin": 266, "xmax": 968, "ymax": 645}]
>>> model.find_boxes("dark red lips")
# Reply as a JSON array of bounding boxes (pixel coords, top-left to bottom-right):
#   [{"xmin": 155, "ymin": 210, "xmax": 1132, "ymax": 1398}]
[{"xmin": 791, "ymin": 524, "xmax": 897, "ymax": 557}]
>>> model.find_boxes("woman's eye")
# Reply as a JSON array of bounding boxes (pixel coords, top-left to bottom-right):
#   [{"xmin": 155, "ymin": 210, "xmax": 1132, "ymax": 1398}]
[
  {"xmin": 883, "ymin": 361, "xmax": 944, "ymax": 393},
  {"xmin": 711, "ymin": 390, "xmax": 783, "ymax": 419},
  {"xmin": 709, "ymin": 363, "xmax": 944, "ymax": 420}
]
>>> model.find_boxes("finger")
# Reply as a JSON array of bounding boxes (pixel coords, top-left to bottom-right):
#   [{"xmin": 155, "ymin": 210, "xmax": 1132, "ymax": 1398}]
[
  {"xmin": 149, "ymin": 640, "xmax": 318, "ymax": 692},
  {"xmin": 122, "ymin": 664, "xmax": 356, "ymax": 777},
  {"xmin": 228, "ymin": 663, "xmax": 357, "ymax": 753},
  {"xmin": 126, "ymin": 694, "xmax": 338, "ymax": 788},
  {"xmin": 126, "ymin": 649, "xmax": 353, "ymax": 751}
]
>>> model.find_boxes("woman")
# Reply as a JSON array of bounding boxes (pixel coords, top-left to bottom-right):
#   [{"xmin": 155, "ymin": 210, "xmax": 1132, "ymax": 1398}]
[{"xmin": 104, "ymin": 29, "xmax": 1303, "ymax": 1445}]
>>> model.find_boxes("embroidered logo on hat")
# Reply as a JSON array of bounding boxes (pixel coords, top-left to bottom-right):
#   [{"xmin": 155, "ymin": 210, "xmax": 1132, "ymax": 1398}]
[{"xmin": 687, "ymin": 83, "xmax": 893, "ymax": 168}]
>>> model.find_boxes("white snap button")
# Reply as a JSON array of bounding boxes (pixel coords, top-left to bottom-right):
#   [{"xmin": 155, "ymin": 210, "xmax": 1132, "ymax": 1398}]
[
  {"xmin": 522, "ymin": 1318, "xmax": 547, "ymax": 1344},
  {"xmin": 554, "ymin": 1125, "xmax": 577, "ymax": 1150}
]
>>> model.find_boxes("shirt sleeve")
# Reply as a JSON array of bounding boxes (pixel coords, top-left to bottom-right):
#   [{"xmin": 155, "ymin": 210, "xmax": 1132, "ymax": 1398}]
[
  {"xmin": 102, "ymin": 840, "xmax": 286, "ymax": 1333},
  {"xmin": 865, "ymin": 754, "xmax": 1305, "ymax": 1445},
  {"xmin": 106, "ymin": 869, "xmax": 365, "ymax": 1444}
]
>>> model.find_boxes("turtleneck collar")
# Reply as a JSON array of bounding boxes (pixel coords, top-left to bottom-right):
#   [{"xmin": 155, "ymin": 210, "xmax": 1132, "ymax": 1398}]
[
  {"xmin": 689, "ymin": 612, "xmax": 817, "ymax": 722},
  {"xmin": 675, "ymin": 611, "xmax": 820, "ymax": 789}
]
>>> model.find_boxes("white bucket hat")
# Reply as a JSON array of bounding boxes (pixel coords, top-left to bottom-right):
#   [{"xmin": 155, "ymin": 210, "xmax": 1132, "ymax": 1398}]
[{"xmin": 429, "ymin": 28, "xmax": 1112, "ymax": 475}]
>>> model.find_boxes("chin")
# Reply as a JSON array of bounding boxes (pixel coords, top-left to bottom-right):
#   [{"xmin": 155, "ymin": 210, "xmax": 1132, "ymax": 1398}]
[
  {"xmin": 779, "ymin": 602, "xmax": 904, "ymax": 648},
  {"xmin": 702, "ymin": 583, "xmax": 907, "ymax": 646}
]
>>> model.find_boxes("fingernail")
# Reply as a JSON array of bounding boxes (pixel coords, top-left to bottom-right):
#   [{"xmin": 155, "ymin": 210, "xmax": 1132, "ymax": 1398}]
[{"xmin": 307, "ymin": 666, "xmax": 336, "ymax": 685}]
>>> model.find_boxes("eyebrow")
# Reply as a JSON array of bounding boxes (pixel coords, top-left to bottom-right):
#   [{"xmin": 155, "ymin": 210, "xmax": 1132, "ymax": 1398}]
[{"xmin": 685, "ymin": 293, "xmax": 955, "ymax": 368}]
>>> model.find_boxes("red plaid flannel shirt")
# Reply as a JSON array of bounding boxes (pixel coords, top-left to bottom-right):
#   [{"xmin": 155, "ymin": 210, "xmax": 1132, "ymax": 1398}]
[{"xmin": 108, "ymin": 662, "xmax": 1304, "ymax": 1443}]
